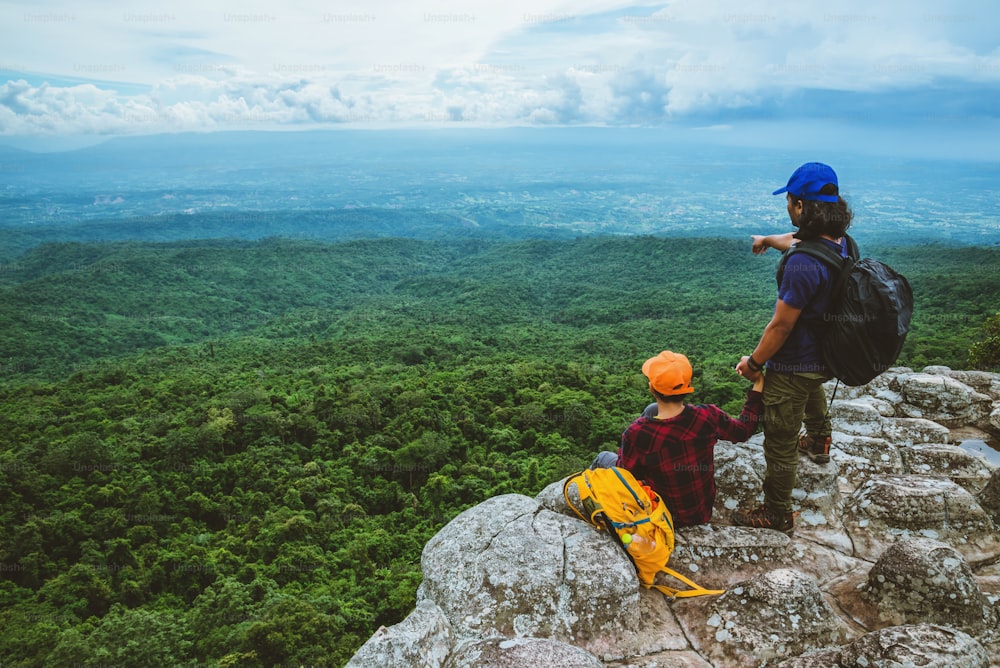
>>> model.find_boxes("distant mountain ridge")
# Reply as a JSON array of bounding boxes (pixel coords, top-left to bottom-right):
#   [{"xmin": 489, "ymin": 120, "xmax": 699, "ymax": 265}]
[{"xmin": 2, "ymin": 129, "xmax": 998, "ymax": 245}]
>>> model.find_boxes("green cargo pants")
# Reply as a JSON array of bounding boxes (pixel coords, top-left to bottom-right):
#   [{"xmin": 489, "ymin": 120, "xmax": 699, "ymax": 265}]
[{"xmin": 762, "ymin": 371, "xmax": 832, "ymax": 514}]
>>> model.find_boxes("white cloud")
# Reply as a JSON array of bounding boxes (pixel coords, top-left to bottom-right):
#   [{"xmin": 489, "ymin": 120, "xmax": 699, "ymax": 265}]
[{"xmin": 1, "ymin": 0, "xmax": 998, "ymax": 135}]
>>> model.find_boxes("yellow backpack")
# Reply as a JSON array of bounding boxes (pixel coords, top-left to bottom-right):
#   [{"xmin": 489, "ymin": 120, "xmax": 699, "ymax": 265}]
[{"xmin": 563, "ymin": 467, "xmax": 724, "ymax": 598}]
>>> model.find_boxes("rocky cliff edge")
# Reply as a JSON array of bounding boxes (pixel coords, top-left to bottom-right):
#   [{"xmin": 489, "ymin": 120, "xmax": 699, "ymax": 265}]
[{"xmin": 348, "ymin": 366, "xmax": 1000, "ymax": 667}]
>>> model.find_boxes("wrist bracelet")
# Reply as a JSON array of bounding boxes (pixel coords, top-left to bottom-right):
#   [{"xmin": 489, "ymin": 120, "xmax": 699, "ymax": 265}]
[{"xmin": 747, "ymin": 355, "xmax": 763, "ymax": 372}]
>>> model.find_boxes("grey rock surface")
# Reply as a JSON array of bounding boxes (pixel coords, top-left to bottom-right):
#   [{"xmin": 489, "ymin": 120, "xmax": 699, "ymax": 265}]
[
  {"xmin": 835, "ymin": 624, "xmax": 990, "ymax": 668},
  {"xmin": 830, "ymin": 433, "xmax": 903, "ymax": 480},
  {"xmin": 345, "ymin": 599, "xmax": 453, "ymax": 668},
  {"xmin": 697, "ymin": 569, "xmax": 852, "ymax": 667},
  {"xmin": 978, "ymin": 467, "xmax": 1000, "ymax": 525},
  {"xmin": 880, "ymin": 416, "xmax": 951, "ymax": 446},
  {"xmin": 900, "ymin": 443, "xmax": 995, "ymax": 494},
  {"xmin": 419, "ymin": 493, "xmax": 640, "ymax": 647},
  {"xmin": 830, "ymin": 399, "xmax": 885, "ymax": 438},
  {"xmin": 863, "ymin": 536, "xmax": 994, "ymax": 633},
  {"xmin": 898, "ymin": 373, "xmax": 993, "ymax": 427},
  {"xmin": 445, "ymin": 637, "xmax": 605, "ymax": 668},
  {"xmin": 842, "ymin": 474, "xmax": 999, "ymax": 563}
]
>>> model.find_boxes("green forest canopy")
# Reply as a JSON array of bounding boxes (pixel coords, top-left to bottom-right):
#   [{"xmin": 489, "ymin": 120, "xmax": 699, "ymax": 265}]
[{"xmin": 1, "ymin": 235, "xmax": 998, "ymax": 666}]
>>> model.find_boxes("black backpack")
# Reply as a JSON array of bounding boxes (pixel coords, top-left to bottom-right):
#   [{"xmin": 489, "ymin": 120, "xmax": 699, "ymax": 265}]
[{"xmin": 777, "ymin": 235, "xmax": 914, "ymax": 386}]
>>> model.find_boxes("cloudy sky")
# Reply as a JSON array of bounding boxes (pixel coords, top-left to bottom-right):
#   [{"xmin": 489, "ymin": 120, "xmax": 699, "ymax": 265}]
[{"xmin": 1, "ymin": 0, "xmax": 999, "ymax": 140}]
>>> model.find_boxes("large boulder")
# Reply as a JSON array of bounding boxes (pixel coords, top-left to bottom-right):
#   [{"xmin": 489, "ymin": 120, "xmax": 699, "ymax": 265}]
[
  {"xmin": 924, "ymin": 366, "xmax": 1000, "ymax": 400},
  {"xmin": 713, "ymin": 442, "xmax": 766, "ymax": 518},
  {"xmin": 899, "ymin": 443, "xmax": 996, "ymax": 494},
  {"xmin": 823, "ymin": 367, "xmax": 910, "ymax": 403},
  {"xmin": 777, "ymin": 624, "xmax": 991, "ymax": 668},
  {"xmin": 418, "ymin": 494, "xmax": 639, "ymax": 650},
  {"xmin": 346, "ymin": 600, "xmax": 453, "ymax": 668},
  {"xmin": 979, "ymin": 467, "xmax": 1000, "ymax": 525},
  {"xmin": 881, "ymin": 417, "xmax": 951, "ymax": 446},
  {"xmin": 673, "ymin": 525, "xmax": 861, "ymax": 590},
  {"xmin": 862, "ymin": 537, "xmax": 994, "ymax": 634},
  {"xmin": 830, "ymin": 399, "xmax": 885, "ymax": 437},
  {"xmin": 834, "ymin": 624, "xmax": 990, "ymax": 668},
  {"xmin": 830, "ymin": 434, "xmax": 904, "ymax": 481},
  {"xmin": 897, "ymin": 373, "xmax": 993, "ymax": 427},
  {"xmin": 694, "ymin": 569, "xmax": 852, "ymax": 666},
  {"xmin": 791, "ymin": 455, "xmax": 842, "ymax": 516},
  {"xmin": 671, "ymin": 525, "xmax": 792, "ymax": 589},
  {"xmin": 842, "ymin": 475, "xmax": 1000, "ymax": 563}
]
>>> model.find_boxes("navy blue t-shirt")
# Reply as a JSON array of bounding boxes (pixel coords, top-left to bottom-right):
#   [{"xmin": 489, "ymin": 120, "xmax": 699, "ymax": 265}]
[{"xmin": 768, "ymin": 237, "xmax": 847, "ymax": 375}]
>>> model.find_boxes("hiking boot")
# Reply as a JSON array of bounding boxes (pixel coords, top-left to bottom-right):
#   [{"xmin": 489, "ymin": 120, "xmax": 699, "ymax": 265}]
[
  {"xmin": 731, "ymin": 505, "xmax": 795, "ymax": 535},
  {"xmin": 798, "ymin": 433, "xmax": 831, "ymax": 464}
]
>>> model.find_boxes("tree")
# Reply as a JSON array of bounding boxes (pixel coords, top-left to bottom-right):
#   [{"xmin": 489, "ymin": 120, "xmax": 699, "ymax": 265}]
[
  {"xmin": 969, "ymin": 313, "xmax": 1000, "ymax": 372},
  {"xmin": 244, "ymin": 596, "xmax": 338, "ymax": 666},
  {"xmin": 49, "ymin": 604, "xmax": 194, "ymax": 666},
  {"xmin": 37, "ymin": 564, "xmax": 113, "ymax": 619}
]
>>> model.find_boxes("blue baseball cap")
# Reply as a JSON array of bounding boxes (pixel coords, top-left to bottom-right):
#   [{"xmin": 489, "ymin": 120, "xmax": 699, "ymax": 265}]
[{"xmin": 772, "ymin": 162, "xmax": 839, "ymax": 203}]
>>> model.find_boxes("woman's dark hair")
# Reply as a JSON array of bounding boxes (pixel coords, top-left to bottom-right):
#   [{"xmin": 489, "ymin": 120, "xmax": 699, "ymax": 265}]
[{"xmin": 790, "ymin": 183, "xmax": 853, "ymax": 240}]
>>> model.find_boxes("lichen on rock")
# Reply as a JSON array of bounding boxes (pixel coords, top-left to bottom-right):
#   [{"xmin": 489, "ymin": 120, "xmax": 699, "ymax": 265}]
[
  {"xmin": 863, "ymin": 536, "xmax": 994, "ymax": 633},
  {"xmin": 445, "ymin": 637, "xmax": 605, "ymax": 668},
  {"xmin": 418, "ymin": 493, "xmax": 640, "ymax": 645},
  {"xmin": 898, "ymin": 373, "xmax": 993, "ymax": 427},
  {"xmin": 900, "ymin": 443, "xmax": 995, "ymax": 494},
  {"xmin": 345, "ymin": 600, "xmax": 453, "ymax": 668},
  {"xmin": 843, "ymin": 474, "xmax": 999, "ymax": 563},
  {"xmin": 700, "ymin": 569, "xmax": 851, "ymax": 666},
  {"xmin": 835, "ymin": 624, "xmax": 990, "ymax": 668}
]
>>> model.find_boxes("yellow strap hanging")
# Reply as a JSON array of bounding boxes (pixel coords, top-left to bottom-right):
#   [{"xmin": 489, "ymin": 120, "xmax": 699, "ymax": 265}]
[{"xmin": 647, "ymin": 566, "xmax": 726, "ymax": 598}]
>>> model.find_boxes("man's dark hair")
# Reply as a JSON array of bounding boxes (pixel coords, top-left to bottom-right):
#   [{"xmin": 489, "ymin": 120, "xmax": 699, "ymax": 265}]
[
  {"xmin": 791, "ymin": 183, "xmax": 853, "ymax": 240},
  {"xmin": 652, "ymin": 389, "xmax": 693, "ymax": 403}
]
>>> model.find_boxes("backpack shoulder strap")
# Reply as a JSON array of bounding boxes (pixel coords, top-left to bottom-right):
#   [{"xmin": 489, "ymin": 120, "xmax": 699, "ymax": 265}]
[
  {"xmin": 786, "ymin": 239, "xmax": 847, "ymax": 269},
  {"xmin": 844, "ymin": 233, "xmax": 860, "ymax": 261},
  {"xmin": 776, "ymin": 235, "xmax": 857, "ymax": 288}
]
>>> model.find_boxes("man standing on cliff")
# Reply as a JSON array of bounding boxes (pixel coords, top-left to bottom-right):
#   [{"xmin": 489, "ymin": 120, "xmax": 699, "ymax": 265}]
[{"xmin": 732, "ymin": 162, "xmax": 855, "ymax": 534}]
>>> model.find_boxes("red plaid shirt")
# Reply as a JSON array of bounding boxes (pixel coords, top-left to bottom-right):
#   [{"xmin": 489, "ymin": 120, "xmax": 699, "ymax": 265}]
[{"xmin": 617, "ymin": 390, "xmax": 763, "ymax": 527}]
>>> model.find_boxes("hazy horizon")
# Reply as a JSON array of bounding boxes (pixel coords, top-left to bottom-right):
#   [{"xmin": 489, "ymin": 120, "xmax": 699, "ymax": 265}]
[{"xmin": 1, "ymin": 128, "xmax": 997, "ymax": 250}]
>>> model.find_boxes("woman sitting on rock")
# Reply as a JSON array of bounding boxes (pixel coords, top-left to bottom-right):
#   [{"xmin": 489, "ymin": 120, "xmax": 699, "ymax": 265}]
[{"xmin": 591, "ymin": 350, "xmax": 764, "ymax": 527}]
